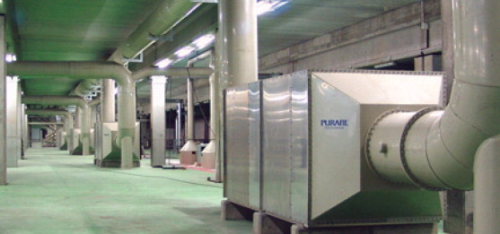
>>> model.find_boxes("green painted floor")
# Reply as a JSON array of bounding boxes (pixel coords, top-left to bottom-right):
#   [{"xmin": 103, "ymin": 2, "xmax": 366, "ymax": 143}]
[{"xmin": 0, "ymin": 147, "xmax": 252, "ymax": 234}]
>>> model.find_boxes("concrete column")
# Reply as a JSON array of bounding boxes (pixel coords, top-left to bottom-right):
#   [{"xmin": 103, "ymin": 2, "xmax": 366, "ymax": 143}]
[
  {"xmin": 222, "ymin": 0, "xmax": 258, "ymax": 87},
  {"xmin": 179, "ymin": 78, "xmax": 197, "ymax": 164},
  {"xmin": 102, "ymin": 79, "xmax": 115, "ymax": 122},
  {"xmin": 150, "ymin": 76, "xmax": 167, "ymax": 167},
  {"xmin": 0, "ymin": 16, "xmax": 6, "ymax": 185},
  {"xmin": 20, "ymin": 104, "xmax": 26, "ymax": 158},
  {"xmin": 6, "ymin": 76, "xmax": 19, "ymax": 167},
  {"xmin": 17, "ymin": 85, "xmax": 22, "ymax": 159},
  {"xmin": 23, "ymin": 109, "xmax": 28, "ymax": 152}
]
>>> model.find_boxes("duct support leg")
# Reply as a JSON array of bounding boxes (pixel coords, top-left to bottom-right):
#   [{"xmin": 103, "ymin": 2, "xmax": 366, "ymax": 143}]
[
  {"xmin": 290, "ymin": 224, "xmax": 437, "ymax": 234},
  {"xmin": 121, "ymin": 136, "xmax": 133, "ymax": 169},
  {"xmin": 220, "ymin": 200, "xmax": 253, "ymax": 221},
  {"xmin": 253, "ymin": 212, "xmax": 289, "ymax": 234},
  {"xmin": 150, "ymin": 76, "xmax": 166, "ymax": 167},
  {"xmin": 474, "ymin": 136, "xmax": 500, "ymax": 234},
  {"xmin": 180, "ymin": 78, "xmax": 197, "ymax": 164},
  {"xmin": 0, "ymin": 16, "xmax": 6, "ymax": 185}
]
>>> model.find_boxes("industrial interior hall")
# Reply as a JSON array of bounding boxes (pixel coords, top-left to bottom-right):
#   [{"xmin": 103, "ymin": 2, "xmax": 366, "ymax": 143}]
[{"xmin": 0, "ymin": 0, "xmax": 496, "ymax": 233}]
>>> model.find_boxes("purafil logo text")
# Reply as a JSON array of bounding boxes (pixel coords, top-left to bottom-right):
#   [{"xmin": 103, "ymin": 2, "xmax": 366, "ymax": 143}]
[{"xmin": 320, "ymin": 119, "xmax": 348, "ymax": 130}]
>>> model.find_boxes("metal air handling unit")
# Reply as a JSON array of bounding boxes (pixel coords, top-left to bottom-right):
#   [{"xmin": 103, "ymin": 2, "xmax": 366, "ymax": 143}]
[{"xmin": 223, "ymin": 70, "xmax": 445, "ymax": 233}]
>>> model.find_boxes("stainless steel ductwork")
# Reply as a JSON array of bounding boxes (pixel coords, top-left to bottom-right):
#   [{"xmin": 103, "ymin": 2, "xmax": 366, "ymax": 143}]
[{"xmin": 224, "ymin": 70, "xmax": 445, "ymax": 227}]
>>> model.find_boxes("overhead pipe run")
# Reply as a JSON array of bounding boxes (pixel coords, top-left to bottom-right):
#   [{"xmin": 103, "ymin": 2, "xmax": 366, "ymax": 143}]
[
  {"xmin": 111, "ymin": 0, "xmax": 202, "ymax": 61},
  {"xmin": 366, "ymin": 0, "xmax": 500, "ymax": 230},
  {"xmin": 131, "ymin": 67, "xmax": 213, "ymax": 82},
  {"xmin": 222, "ymin": 0, "xmax": 258, "ymax": 87},
  {"xmin": 102, "ymin": 79, "xmax": 115, "ymax": 122},
  {"xmin": 22, "ymin": 96, "xmax": 90, "ymax": 155},
  {"xmin": 70, "ymin": 79, "xmax": 100, "ymax": 97},
  {"xmin": 8, "ymin": 62, "xmax": 136, "ymax": 168}
]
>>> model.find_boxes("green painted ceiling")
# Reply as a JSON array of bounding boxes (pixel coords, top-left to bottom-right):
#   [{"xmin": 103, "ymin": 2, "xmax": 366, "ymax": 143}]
[
  {"xmin": 6, "ymin": 0, "xmax": 422, "ymax": 98},
  {"xmin": 6, "ymin": 0, "xmax": 163, "ymax": 96},
  {"xmin": 9, "ymin": 0, "xmax": 163, "ymax": 61}
]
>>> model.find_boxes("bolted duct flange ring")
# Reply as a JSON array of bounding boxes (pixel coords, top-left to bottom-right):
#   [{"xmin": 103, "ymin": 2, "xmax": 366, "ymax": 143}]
[
  {"xmin": 399, "ymin": 107, "xmax": 445, "ymax": 191},
  {"xmin": 365, "ymin": 109, "xmax": 410, "ymax": 186}
]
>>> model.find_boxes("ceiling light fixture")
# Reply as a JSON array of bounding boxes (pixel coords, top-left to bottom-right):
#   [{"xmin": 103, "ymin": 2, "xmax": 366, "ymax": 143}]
[
  {"xmin": 155, "ymin": 58, "xmax": 173, "ymax": 69},
  {"xmin": 5, "ymin": 54, "xmax": 16, "ymax": 63},
  {"xmin": 256, "ymin": 0, "xmax": 289, "ymax": 16},
  {"xmin": 175, "ymin": 46, "xmax": 195, "ymax": 58},
  {"xmin": 193, "ymin": 34, "xmax": 215, "ymax": 50}
]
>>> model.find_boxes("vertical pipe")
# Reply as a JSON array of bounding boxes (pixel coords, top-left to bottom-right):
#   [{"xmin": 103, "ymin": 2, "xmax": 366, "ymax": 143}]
[
  {"xmin": 202, "ymin": 50, "xmax": 219, "ymax": 170},
  {"xmin": 222, "ymin": 0, "xmax": 258, "ymax": 87},
  {"xmin": 150, "ymin": 76, "xmax": 167, "ymax": 167},
  {"xmin": 179, "ymin": 78, "xmax": 197, "ymax": 156},
  {"xmin": 0, "ymin": 16, "xmax": 6, "ymax": 185},
  {"xmin": 117, "ymin": 82, "xmax": 136, "ymax": 169},
  {"xmin": 474, "ymin": 136, "xmax": 500, "ymax": 234},
  {"xmin": 81, "ymin": 105, "xmax": 90, "ymax": 155},
  {"xmin": 186, "ymin": 78, "xmax": 194, "ymax": 140},
  {"xmin": 102, "ymin": 79, "xmax": 115, "ymax": 122},
  {"xmin": 65, "ymin": 113, "xmax": 73, "ymax": 151},
  {"xmin": 175, "ymin": 102, "xmax": 182, "ymax": 150},
  {"xmin": 217, "ymin": 2, "xmax": 229, "ymax": 182},
  {"xmin": 75, "ymin": 108, "xmax": 81, "ymax": 128}
]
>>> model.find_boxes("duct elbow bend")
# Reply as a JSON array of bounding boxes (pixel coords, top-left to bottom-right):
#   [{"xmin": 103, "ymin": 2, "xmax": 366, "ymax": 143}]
[{"xmin": 366, "ymin": 108, "xmax": 475, "ymax": 191}]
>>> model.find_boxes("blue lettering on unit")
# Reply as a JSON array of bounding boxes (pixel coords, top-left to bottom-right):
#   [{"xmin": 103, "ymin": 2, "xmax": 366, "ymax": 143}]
[{"xmin": 320, "ymin": 119, "xmax": 349, "ymax": 129}]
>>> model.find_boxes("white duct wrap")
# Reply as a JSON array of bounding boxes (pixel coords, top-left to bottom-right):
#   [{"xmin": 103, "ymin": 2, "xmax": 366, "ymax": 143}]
[
  {"xmin": 9, "ymin": 62, "xmax": 135, "ymax": 168},
  {"xmin": 366, "ymin": 0, "xmax": 500, "ymax": 191}
]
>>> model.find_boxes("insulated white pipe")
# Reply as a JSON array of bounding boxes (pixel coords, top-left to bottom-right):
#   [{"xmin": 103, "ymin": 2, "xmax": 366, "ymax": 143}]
[
  {"xmin": 474, "ymin": 136, "xmax": 500, "ymax": 234},
  {"xmin": 366, "ymin": 0, "xmax": 500, "ymax": 190},
  {"xmin": 8, "ymin": 62, "xmax": 136, "ymax": 168},
  {"xmin": 131, "ymin": 67, "xmax": 213, "ymax": 82},
  {"xmin": 175, "ymin": 102, "xmax": 182, "ymax": 150},
  {"xmin": 186, "ymin": 78, "xmax": 194, "ymax": 141},
  {"xmin": 113, "ymin": 1, "xmax": 201, "ymax": 59},
  {"xmin": 202, "ymin": 50, "xmax": 218, "ymax": 160},
  {"xmin": 222, "ymin": 0, "xmax": 258, "ymax": 87},
  {"xmin": 216, "ymin": 3, "xmax": 229, "ymax": 181},
  {"xmin": 22, "ymin": 96, "xmax": 90, "ymax": 155},
  {"xmin": 102, "ymin": 79, "xmax": 115, "ymax": 122},
  {"xmin": 70, "ymin": 79, "xmax": 100, "ymax": 96}
]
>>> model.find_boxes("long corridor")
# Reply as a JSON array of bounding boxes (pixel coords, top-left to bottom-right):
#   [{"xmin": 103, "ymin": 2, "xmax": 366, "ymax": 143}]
[{"xmin": 0, "ymin": 148, "xmax": 251, "ymax": 234}]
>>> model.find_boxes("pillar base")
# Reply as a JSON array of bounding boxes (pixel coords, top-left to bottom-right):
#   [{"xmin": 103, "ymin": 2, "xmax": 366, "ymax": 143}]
[
  {"xmin": 201, "ymin": 140, "xmax": 216, "ymax": 169},
  {"xmin": 180, "ymin": 140, "xmax": 197, "ymax": 165},
  {"xmin": 99, "ymin": 143, "xmax": 140, "ymax": 168}
]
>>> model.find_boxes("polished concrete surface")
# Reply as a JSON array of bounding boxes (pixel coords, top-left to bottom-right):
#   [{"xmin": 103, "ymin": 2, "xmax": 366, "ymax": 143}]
[{"xmin": 0, "ymin": 147, "xmax": 252, "ymax": 234}]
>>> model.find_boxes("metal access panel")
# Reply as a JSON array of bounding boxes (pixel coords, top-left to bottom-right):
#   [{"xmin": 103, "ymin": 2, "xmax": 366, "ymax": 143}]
[
  {"xmin": 224, "ymin": 82, "xmax": 261, "ymax": 210},
  {"xmin": 262, "ymin": 72, "xmax": 309, "ymax": 223}
]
